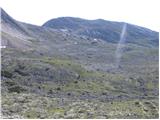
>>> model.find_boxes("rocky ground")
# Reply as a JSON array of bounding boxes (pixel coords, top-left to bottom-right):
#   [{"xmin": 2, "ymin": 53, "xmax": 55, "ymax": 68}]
[
  {"xmin": 2, "ymin": 93, "xmax": 158, "ymax": 119},
  {"xmin": 1, "ymin": 47, "xmax": 159, "ymax": 119}
]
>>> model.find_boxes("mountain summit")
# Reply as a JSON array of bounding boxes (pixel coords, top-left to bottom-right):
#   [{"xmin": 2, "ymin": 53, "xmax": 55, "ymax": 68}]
[{"xmin": 43, "ymin": 17, "xmax": 158, "ymax": 46}]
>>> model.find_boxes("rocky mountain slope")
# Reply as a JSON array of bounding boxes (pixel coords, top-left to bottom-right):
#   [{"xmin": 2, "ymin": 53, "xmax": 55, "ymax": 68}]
[
  {"xmin": 1, "ymin": 8, "xmax": 159, "ymax": 119},
  {"xmin": 43, "ymin": 17, "xmax": 159, "ymax": 47}
]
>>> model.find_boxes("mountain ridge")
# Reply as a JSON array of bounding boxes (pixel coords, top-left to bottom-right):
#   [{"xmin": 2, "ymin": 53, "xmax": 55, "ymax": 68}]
[
  {"xmin": 1, "ymin": 7, "xmax": 158, "ymax": 47},
  {"xmin": 42, "ymin": 17, "xmax": 159, "ymax": 47}
]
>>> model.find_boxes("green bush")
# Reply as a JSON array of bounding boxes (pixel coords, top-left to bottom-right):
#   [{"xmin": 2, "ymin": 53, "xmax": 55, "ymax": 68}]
[
  {"xmin": 8, "ymin": 85, "xmax": 27, "ymax": 93},
  {"xmin": 5, "ymin": 80, "xmax": 16, "ymax": 86},
  {"xmin": 1, "ymin": 70, "xmax": 13, "ymax": 78}
]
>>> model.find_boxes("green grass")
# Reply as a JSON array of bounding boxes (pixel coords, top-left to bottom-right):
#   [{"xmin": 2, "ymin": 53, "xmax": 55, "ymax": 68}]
[
  {"xmin": 43, "ymin": 57, "xmax": 87, "ymax": 77},
  {"xmin": 39, "ymin": 79, "xmax": 116, "ymax": 95},
  {"xmin": 24, "ymin": 109, "xmax": 39, "ymax": 118},
  {"xmin": 47, "ymin": 107, "xmax": 65, "ymax": 114}
]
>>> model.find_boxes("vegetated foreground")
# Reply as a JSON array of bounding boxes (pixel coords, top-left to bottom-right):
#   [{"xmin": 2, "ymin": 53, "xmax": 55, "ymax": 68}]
[{"xmin": 1, "ymin": 8, "xmax": 159, "ymax": 119}]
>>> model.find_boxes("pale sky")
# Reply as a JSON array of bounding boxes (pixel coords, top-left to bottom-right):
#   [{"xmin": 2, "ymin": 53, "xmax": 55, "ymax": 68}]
[{"xmin": 0, "ymin": 0, "xmax": 160, "ymax": 31}]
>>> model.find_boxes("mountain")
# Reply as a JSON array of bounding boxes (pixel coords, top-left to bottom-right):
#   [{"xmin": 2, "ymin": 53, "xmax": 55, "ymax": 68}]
[
  {"xmin": 43, "ymin": 17, "xmax": 159, "ymax": 47},
  {"xmin": 1, "ymin": 8, "xmax": 159, "ymax": 119}
]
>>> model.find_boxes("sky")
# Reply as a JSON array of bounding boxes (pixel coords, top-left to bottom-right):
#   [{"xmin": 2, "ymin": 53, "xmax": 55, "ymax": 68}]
[{"xmin": 0, "ymin": 0, "xmax": 160, "ymax": 31}]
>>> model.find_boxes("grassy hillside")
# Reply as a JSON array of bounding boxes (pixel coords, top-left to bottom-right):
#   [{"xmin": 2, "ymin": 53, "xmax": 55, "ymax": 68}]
[{"xmin": 1, "ymin": 8, "xmax": 159, "ymax": 119}]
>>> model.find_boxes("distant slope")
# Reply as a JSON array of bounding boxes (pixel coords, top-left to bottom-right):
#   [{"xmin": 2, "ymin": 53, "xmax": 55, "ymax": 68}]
[
  {"xmin": 1, "ymin": 8, "xmax": 30, "ymax": 36},
  {"xmin": 1, "ymin": 8, "xmax": 72, "ymax": 52},
  {"xmin": 43, "ymin": 17, "xmax": 159, "ymax": 47}
]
